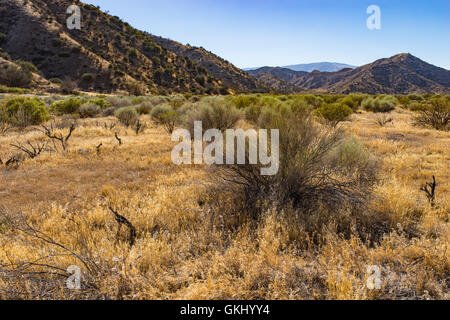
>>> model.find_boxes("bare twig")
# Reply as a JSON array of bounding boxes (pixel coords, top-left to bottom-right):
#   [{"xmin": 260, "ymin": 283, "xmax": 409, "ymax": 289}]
[
  {"xmin": 108, "ymin": 206, "xmax": 136, "ymax": 247},
  {"xmin": 10, "ymin": 140, "xmax": 48, "ymax": 159},
  {"xmin": 420, "ymin": 176, "xmax": 437, "ymax": 206},
  {"xmin": 114, "ymin": 132, "xmax": 122, "ymax": 145},
  {"xmin": 40, "ymin": 122, "xmax": 76, "ymax": 151}
]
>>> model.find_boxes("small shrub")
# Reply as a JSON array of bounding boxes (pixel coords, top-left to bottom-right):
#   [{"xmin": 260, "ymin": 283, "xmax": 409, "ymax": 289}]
[
  {"xmin": 106, "ymin": 96, "xmax": 133, "ymax": 108},
  {"xmin": 60, "ymin": 76, "xmax": 77, "ymax": 94},
  {"xmin": 136, "ymin": 102, "xmax": 153, "ymax": 115},
  {"xmin": 339, "ymin": 93, "xmax": 367, "ymax": 111},
  {"xmin": 88, "ymin": 98, "xmax": 112, "ymax": 109},
  {"xmin": 50, "ymin": 98, "xmax": 82, "ymax": 115},
  {"xmin": 413, "ymin": 98, "xmax": 449, "ymax": 131},
  {"xmin": 1, "ymin": 97, "xmax": 50, "ymax": 127},
  {"xmin": 126, "ymin": 81, "xmax": 147, "ymax": 96},
  {"xmin": 180, "ymin": 97, "xmax": 242, "ymax": 136},
  {"xmin": 151, "ymin": 104, "xmax": 179, "ymax": 134},
  {"xmin": 315, "ymin": 103, "xmax": 353, "ymax": 125},
  {"xmin": 0, "ymin": 63, "xmax": 32, "ymax": 88},
  {"xmin": 115, "ymin": 106, "xmax": 138, "ymax": 127},
  {"xmin": 81, "ymin": 73, "xmax": 95, "ymax": 83},
  {"xmin": 362, "ymin": 95, "xmax": 397, "ymax": 113},
  {"xmin": 79, "ymin": 103, "xmax": 101, "ymax": 118}
]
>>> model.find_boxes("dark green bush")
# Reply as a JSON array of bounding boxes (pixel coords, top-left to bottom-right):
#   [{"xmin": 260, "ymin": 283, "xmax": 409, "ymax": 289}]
[
  {"xmin": 362, "ymin": 95, "xmax": 397, "ymax": 113},
  {"xmin": 50, "ymin": 98, "xmax": 82, "ymax": 115},
  {"xmin": 1, "ymin": 97, "xmax": 50, "ymax": 127},
  {"xmin": 315, "ymin": 103, "xmax": 353, "ymax": 125}
]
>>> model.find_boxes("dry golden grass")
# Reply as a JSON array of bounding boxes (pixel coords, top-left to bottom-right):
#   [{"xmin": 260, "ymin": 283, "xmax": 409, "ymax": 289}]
[{"xmin": 0, "ymin": 108, "xmax": 448, "ymax": 300}]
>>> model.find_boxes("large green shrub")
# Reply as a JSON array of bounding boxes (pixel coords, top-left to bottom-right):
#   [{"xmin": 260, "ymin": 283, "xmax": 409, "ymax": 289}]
[
  {"xmin": 50, "ymin": 98, "xmax": 82, "ymax": 115},
  {"xmin": 1, "ymin": 97, "xmax": 49, "ymax": 127},
  {"xmin": 362, "ymin": 95, "xmax": 397, "ymax": 113},
  {"xmin": 315, "ymin": 103, "xmax": 353, "ymax": 125}
]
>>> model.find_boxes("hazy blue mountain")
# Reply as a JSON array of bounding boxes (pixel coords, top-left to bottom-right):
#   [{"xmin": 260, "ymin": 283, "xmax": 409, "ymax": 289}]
[{"xmin": 245, "ymin": 62, "xmax": 356, "ymax": 73}]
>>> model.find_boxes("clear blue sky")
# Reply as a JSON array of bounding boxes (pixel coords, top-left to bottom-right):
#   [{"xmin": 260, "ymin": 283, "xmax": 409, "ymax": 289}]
[{"xmin": 84, "ymin": 0, "xmax": 450, "ymax": 69}]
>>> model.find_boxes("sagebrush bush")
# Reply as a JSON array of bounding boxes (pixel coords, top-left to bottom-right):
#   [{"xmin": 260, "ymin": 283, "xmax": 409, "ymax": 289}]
[
  {"xmin": 136, "ymin": 102, "xmax": 153, "ymax": 115},
  {"xmin": 314, "ymin": 103, "xmax": 353, "ymax": 125},
  {"xmin": 115, "ymin": 106, "xmax": 138, "ymax": 127},
  {"xmin": 339, "ymin": 93, "xmax": 367, "ymax": 111},
  {"xmin": 1, "ymin": 97, "xmax": 49, "ymax": 127},
  {"xmin": 180, "ymin": 97, "xmax": 243, "ymax": 135},
  {"xmin": 362, "ymin": 95, "xmax": 397, "ymax": 113},
  {"xmin": 413, "ymin": 97, "xmax": 449, "ymax": 131},
  {"xmin": 151, "ymin": 104, "xmax": 179, "ymax": 134},
  {"xmin": 0, "ymin": 63, "xmax": 32, "ymax": 88},
  {"xmin": 88, "ymin": 98, "xmax": 112, "ymax": 109},
  {"xmin": 214, "ymin": 110, "xmax": 377, "ymax": 222},
  {"xmin": 50, "ymin": 98, "xmax": 82, "ymax": 115},
  {"xmin": 105, "ymin": 96, "xmax": 133, "ymax": 108},
  {"xmin": 79, "ymin": 103, "xmax": 101, "ymax": 118}
]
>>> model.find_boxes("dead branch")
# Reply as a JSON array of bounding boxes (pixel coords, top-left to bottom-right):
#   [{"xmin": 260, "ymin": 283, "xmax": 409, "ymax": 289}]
[
  {"xmin": 135, "ymin": 120, "xmax": 146, "ymax": 135},
  {"xmin": 114, "ymin": 132, "xmax": 122, "ymax": 145},
  {"xmin": 108, "ymin": 206, "xmax": 136, "ymax": 247},
  {"xmin": 420, "ymin": 176, "xmax": 437, "ymax": 206},
  {"xmin": 40, "ymin": 122, "xmax": 76, "ymax": 151},
  {"xmin": 10, "ymin": 140, "xmax": 48, "ymax": 159},
  {"xmin": 96, "ymin": 143, "xmax": 103, "ymax": 154}
]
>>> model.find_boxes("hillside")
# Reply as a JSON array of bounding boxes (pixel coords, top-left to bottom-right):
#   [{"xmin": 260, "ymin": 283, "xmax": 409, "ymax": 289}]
[
  {"xmin": 249, "ymin": 54, "xmax": 450, "ymax": 94},
  {"xmin": 0, "ymin": 0, "xmax": 267, "ymax": 94}
]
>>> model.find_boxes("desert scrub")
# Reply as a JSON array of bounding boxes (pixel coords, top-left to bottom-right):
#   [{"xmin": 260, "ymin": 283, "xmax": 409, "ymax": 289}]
[
  {"xmin": 88, "ymin": 98, "xmax": 112, "ymax": 109},
  {"xmin": 79, "ymin": 103, "xmax": 101, "ymax": 118},
  {"xmin": 362, "ymin": 95, "xmax": 397, "ymax": 113},
  {"xmin": 314, "ymin": 103, "xmax": 353, "ymax": 126},
  {"xmin": 413, "ymin": 97, "xmax": 449, "ymax": 131},
  {"xmin": 0, "ymin": 62, "xmax": 33, "ymax": 88},
  {"xmin": 0, "ymin": 97, "xmax": 49, "ymax": 127},
  {"xmin": 151, "ymin": 104, "xmax": 179, "ymax": 134},
  {"xmin": 115, "ymin": 106, "xmax": 138, "ymax": 127},
  {"xmin": 214, "ymin": 110, "xmax": 377, "ymax": 224},
  {"xmin": 50, "ymin": 98, "xmax": 82, "ymax": 115},
  {"xmin": 339, "ymin": 93, "xmax": 368, "ymax": 111},
  {"xmin": 180, "ymin": 96, "xmax": 243, "ymax": 135}
]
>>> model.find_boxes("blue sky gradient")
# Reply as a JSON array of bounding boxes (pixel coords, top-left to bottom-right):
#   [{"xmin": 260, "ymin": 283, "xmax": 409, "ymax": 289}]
[{"xmin": 85, "ymin": 0, "xmax": 450, "ymax": 69}]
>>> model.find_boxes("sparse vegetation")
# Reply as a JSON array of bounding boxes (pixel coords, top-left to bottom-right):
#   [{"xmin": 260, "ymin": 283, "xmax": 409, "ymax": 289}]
[{"xmin": 0, "ymin": 93, "xmax": 448, "ymax": 301}]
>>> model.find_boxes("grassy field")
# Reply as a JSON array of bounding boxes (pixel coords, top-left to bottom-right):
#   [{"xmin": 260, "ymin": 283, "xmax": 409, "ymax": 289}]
[{"xmin": 0, "ymin": 94, "xmax": 448, "ymax": 299}]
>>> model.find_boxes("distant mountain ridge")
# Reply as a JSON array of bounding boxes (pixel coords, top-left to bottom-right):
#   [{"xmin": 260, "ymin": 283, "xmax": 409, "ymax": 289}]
[
  {"xmin": 245, "ymin": 62, "xmax": 356, "ymax": 73},
  {"xmin": 248, "ymin": 54, "xmax": 450, "ymax": 94}
]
